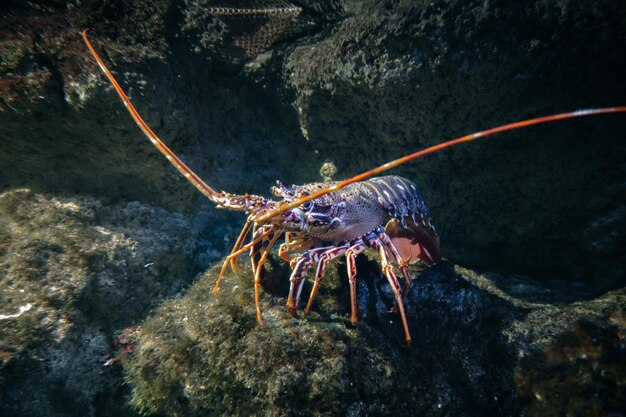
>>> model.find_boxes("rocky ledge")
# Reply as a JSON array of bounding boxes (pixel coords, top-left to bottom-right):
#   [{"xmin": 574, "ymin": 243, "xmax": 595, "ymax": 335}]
[{"xmin": 122, "ymin": 251, "xmax": 625, "ymax": 417}]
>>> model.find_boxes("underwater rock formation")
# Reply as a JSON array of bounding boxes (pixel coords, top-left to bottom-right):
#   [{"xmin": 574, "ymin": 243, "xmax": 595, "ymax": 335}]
[
  {"xmin": 123, "ymin": 253, "xmax": 625, "ymax": 417},
  {"xmin": 1, "ymin": 1, "xmax": 625, "ymax": 416},
  {"xmin": 0, "ymin": 189, "xmax": 196, "ymax": 417}
]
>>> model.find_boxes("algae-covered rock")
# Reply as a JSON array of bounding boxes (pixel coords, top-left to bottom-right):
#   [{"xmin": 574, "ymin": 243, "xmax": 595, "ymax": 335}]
[
  {"xmin": 0, "ymin": 189, "xmax": 196, "ymax": 417},
  {"xmin": 124, "ymin": 252, "xmax": 625, "ymax": 417},
  {"xmin": 1, "ymin": 1, "xmax": 625, "ymax": 416},
  {"xmin": 515, "ymin": 314, "xmax": 625, "ymax": 417}
]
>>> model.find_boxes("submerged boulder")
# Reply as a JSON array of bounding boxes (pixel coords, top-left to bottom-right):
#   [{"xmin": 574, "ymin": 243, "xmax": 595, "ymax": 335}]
[
  {"xmin": 0, "ymin": 189, "xmax": 197, "ymax": 417},
  {"xmin": 123, "ymin": 252, "xmax": 624, "ymax": 417}
]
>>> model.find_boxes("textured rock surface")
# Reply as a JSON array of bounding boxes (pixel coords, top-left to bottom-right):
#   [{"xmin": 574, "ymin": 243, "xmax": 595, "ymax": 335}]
[
  {"xmin": 1, "ymin": 1, "xmax": 625, "ymax": 416},
  {"xmin": 123, "ymin": 253, "xmax": 625, "ymax": 417},
  {"xmin": 0, "ymin": 189, "xmax": 196, "ymax": 417}
]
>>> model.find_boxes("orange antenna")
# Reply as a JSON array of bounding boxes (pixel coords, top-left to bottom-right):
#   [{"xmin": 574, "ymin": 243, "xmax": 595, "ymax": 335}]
[
  {"xmin": 256, "ymin": 106, "xmax": 626, "ymax": 222},
  {"xmin": 82, "ymin": 29, "xmax": 222, "ymax": 202}
]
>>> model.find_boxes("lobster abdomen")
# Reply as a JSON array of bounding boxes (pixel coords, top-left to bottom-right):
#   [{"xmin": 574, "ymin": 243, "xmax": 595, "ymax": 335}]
[
  {"xmin": 364, "ymin": 176, "xmax": 441, "ymax": 265},
  {"xmin": 297, "ymin": 176, "xmax": 440, "ymax": 264}
]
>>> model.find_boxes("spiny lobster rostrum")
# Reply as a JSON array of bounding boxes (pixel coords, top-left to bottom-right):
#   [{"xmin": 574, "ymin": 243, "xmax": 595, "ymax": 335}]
[{"xmin": 83, "ymin": 30, "xmax": 626, "ymax": 345}]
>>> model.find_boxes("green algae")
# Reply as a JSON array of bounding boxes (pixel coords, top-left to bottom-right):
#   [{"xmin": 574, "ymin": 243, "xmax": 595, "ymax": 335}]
[
  {"xmin": 0, "ymin": 189, "xmax": 196, "ymax": 417},
  {"xmin": 123, "ymin": 253, "xmax": 626, "ymax": 417},
  {"xmin": 123, "ymin": 255, "xmax": 413, "ymax": 417},
  {"xmin": 0, "ymin": 190, "xmax": 100, "ymax": 365}
]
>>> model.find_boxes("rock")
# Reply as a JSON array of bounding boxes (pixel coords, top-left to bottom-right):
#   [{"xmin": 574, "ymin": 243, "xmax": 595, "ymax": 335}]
[
  {"xmin": 0, "ymin": 189, "xmax": 196, "ymax": 417},
  {"xmin": 1, "ymin": 0, "xmax": 625, "ymax": 416},
  {"xmin": 123, "ymin": 252, "xmax": 625, "ymax": 417}
]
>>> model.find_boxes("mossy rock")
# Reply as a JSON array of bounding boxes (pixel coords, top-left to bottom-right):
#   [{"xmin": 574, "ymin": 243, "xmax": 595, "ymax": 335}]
[
  {"xmin": 125, "ymin": 256, "xmax": 394, "ymax": 417},
  {"xmin": 124, "ymin": 252, "xmax": 626, "ymax": 417},
  {"xmin": 0, "ymin": 189, "xmax": 195, "ymax": 417},
  {"xmin": 125, "ymin": 251, "xmax": 507, "ymax": 417}
]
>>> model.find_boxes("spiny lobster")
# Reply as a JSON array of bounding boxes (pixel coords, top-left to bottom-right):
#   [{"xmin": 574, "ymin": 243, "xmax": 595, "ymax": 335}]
[{"xmin": 82, "ymin": 30, "xmax": 626, "ymax": 346}]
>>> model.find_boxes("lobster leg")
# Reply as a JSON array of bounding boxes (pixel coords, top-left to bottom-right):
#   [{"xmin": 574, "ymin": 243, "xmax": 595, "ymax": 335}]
[
  {"xmin": 250, "ymin": 224, "xmax": 264, "ymax": 277},
  {"xmin": 278, "ymin": 233, "xmax": 294, "ymax": 263},
  {"xmin": 229, "ymin": 218, "xmax": 254, "ymax": 273},
  {"xmin": 279, "ymin": 235, "xmax": 318, "ymax": 264},
  {"xmin": 365, "ymin": 235, "xmax": 412, "ymax": 346},
  {"xmin": 213, "ymin": 223, "xmax": 273, "ymax": 294},
  {"xmin": 249, "ymin": 224, "xmax": 277, "ymax": 297},
  {"xmin": 345, "ymin": 241, "xmax": 367, "ymax": 325},
  {"xmin": 303, "ymin": 242, "xmax": 353, "ymax": 316},
  {"xmin": 286, "ymin": 245, "xmax": 340, "ymax": 316},
  {"xmin": 286, "ymin": 254, "xmax": 314, "ymax": 316},
  {"xmin": 377, "ymin": 230, "xmax": 412, "ymax": 298},
  {"xmin": 252, "ymin": 232, "xmax": 282, "ymax": 326}
]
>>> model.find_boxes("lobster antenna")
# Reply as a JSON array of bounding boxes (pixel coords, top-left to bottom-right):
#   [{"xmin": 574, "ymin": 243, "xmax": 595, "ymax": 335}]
[
  {"xmin": 82, "ymin": 29, "xmax": 222, "ymax": 202},
  {"xmin": 256, "ymin": 106, "xmax": 626, "ymax": 222}
]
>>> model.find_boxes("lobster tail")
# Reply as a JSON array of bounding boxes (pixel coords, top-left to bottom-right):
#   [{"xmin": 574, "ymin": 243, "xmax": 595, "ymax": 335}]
[{"xmin": 385, "ymin": 217, "xmax": 441, "ymax": 265}]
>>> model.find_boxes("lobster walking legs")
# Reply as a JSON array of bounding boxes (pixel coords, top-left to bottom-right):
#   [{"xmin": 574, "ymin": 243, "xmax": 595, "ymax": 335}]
[
  {"xmin": 286, "ymin": 243, "xmax": 353, "ymax": 316},
  {"xmin": 304, "ymin": 242, "xmax": 366, "ymax": 317},
  {"xmin": 339, "ymin": 241, "xmax": 367, "ymax": 325},
  {"xmin": 285, "ymin": 227, "xmax": 413, "ymax": 345},
  {"xmin": 365, "ymin": 233, "xmax": 412, "ymax": 346}
]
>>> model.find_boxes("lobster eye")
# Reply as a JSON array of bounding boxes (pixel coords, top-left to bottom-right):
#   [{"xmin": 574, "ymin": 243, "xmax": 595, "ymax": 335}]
[{"xmin": 302, "ymin": 201, "xmax": 313, "ymax": 210}]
